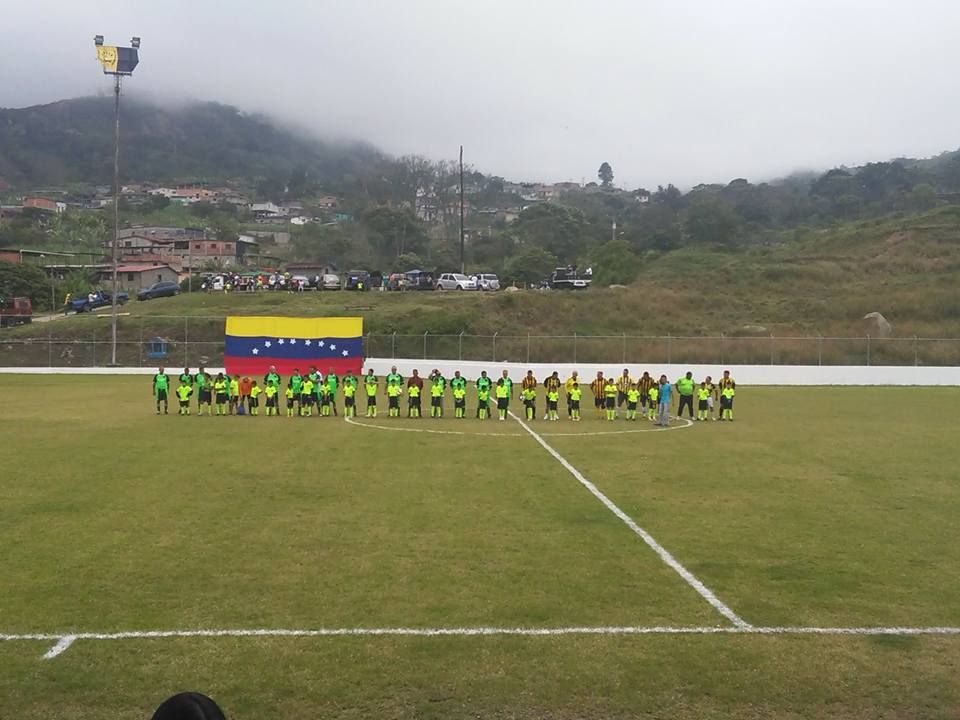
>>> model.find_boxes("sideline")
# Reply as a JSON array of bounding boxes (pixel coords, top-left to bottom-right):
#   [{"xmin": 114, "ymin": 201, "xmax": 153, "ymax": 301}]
[{"xmin": 344, "ymin": 415, "xmax": 694, "ymax": 438}]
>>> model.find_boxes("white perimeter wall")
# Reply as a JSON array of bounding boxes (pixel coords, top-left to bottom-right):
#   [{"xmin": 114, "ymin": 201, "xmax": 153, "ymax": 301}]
[{"xmin": 1, "ymin": 358, "xmax": 958, "ymax": 385}]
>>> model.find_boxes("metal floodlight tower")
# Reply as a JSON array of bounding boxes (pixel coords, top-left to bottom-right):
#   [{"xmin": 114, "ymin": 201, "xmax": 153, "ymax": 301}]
[{"xmin": 94, "ymin": 35, "xmax": 140, "ymax": 365}]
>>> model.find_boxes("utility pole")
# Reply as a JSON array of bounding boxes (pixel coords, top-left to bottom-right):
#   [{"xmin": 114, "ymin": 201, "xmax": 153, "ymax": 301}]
[{"xmin": 459, "ymin": 145, "xmax": 465, "ymax": 274}]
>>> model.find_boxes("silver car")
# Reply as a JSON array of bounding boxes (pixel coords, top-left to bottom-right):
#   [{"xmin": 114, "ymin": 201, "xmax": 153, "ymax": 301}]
[
  {"xmin": 475, "ymin": 273, "xmax": 500, "ymax": 291},
  {"xmin": 435, "ymin": 273, "xmax": 478, "ymax": 291}
]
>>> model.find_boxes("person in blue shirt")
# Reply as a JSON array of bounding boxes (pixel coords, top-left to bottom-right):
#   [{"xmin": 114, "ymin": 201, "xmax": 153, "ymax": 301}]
[{"xmin": 656, "ymin": 374, "xmax": 672, "ymax": 426}]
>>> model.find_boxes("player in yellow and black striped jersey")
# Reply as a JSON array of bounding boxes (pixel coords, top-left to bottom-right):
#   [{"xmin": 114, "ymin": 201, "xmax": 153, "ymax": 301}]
[
  {"xmin": 717, "ymin": 370, "xmax": 736, "ymax": 418},
  {"xmin": 589, "ymin": 372, "xmax": 605, "ymax": 418},
  {"xmin": 637, "ymin": 372, "xmax": 655, "ymax": 413},
  {"xmin": 615, "ymin": 369, "xmax": 633, "ymax": 411}
]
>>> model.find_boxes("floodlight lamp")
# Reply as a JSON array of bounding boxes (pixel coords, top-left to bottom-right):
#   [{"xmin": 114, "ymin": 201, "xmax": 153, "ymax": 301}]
[
  {"xmin": 94, "ymin": 35, "xmax": 104, "ymax": 46},
  {"xmin": 131, "ymin": 36, "xmax": 140, "ymax": 48}
]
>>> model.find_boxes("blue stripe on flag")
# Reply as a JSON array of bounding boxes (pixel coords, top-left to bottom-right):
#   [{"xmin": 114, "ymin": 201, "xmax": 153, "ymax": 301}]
[{"xmin": 224, "ymin": 335, "xmax": 363, "ymax": 360}]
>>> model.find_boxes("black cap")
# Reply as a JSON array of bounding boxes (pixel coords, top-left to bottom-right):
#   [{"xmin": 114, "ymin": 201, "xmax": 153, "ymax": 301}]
[{"xmin": 152, "ymin": 692, "xmax": 226, "ymax": 720}]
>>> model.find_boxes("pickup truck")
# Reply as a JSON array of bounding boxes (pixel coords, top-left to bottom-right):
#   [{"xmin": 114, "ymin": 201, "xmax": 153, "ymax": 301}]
[{"xmin": 67, "ymin": 290, "xmax": 129, "ymax": 314}]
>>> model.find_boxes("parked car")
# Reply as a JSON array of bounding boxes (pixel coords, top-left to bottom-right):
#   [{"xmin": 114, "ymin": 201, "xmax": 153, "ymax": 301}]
[
  {"xmin": 137, "ymin": 281, "xmax": 181, "ymax": 301},
  {"xmin": 67, "ymin": 289, "xmax": 129, "ymax": 314},
  {"xmin": 403, "ymin": 270, "xmax": 435, "ymax": 290},
  {"xmin": 320, "ymin": 273, "xmax": 341, "ymax": 290},
  {"xmin": 345, "ymin": 270, "xmax": 370, "ymax": 291},
  {"xmin": 548, "ymin": 267, "xmax": 591, "ymax": 290},
  {"xmin": 0, "ymin": 296, "xmax": 32, "ymax": 327},
  {"xmin": 290, "ymin": 274, "xmax": 312, "ymax": 290},
  {"xmin": 474, "ymin": 273, "xmax": 500, "ymax": 291},
  {"xmin": 435, "ymin": 273, "xmax": 478, "ymax": 291}
]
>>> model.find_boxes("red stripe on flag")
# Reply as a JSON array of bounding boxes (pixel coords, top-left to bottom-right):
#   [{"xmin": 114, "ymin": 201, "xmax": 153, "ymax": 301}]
[{"xmin": 224, "ymin": 356, "xmax": 362, "ymax": 377}]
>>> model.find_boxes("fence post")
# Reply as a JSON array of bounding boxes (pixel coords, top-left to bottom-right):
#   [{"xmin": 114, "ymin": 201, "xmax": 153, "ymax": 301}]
[
  {"xmin": 573, "ymin": 332, "xmax": 577, "ymax": 364},
  {"xmin": 817, "ymin": 334, "xmax": 822, "ymax": 367},
  {"xmin": 914, "ymin": 335, "xmax": 919, "ymax": 366},
  {"xmin": 769, "ymin": 334, "xmax": 774, "ymax": 366},
  {"xmin": 92, "ymin": 324, "xmax": 97, "ymax": 367},
  {"xmin": 48, "ymin": 315, "xmax": 53, "ymax": 367},
  {"xmin": 423, "ymin": 331, "xmax": 428, "ymax": 360},
  {"xmin": 184, "ymin": 316, "xmax": 189, "ymax": 367},
  {"xmin": 622, "ymin": 332, "xmax": 626, "ymax": 364},
  {"xmin": 720, "ymin": 333, "xmax": 724, "ymax": 365},
  {"xmin": 492, "ymin": 332, "xmax": 498, "ymax": 362},
  {"xmin": 666, "ymin": 333, "xmax": 671, "ymax": 365},
  {"xmin": 139, "ymin": 317, "xmax": 143, "ymax": 367},
  {"xmin": 391, "ymin": 331, "xmax": 396, "ymax": 359},
  {"xmin": 866, "ymin": 334, "xmax": 871, "ymax": 366},
  {"xmin": 458, "ymin": 331, "xmax": 464, "ymax": 361},
  {"xmin": 526, "ymin": 333, "xmax": 530, "ymax": 364}
]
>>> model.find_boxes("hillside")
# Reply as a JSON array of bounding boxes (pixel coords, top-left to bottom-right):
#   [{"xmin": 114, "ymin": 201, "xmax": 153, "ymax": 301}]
[{"xmin": 0, "ymin": 96, "xmax": 383, "ymax": 187}]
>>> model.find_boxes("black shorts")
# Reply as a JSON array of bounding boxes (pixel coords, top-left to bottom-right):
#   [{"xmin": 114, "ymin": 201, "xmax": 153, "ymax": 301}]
[
  {"xmin": 698, "ymin": 400, "xmax": 709, "ymax": 410},
  {"xmin": 249, "ymin": 397, "xmax": 259, "ymax": 407},
  {"xmin": 640, "ymin": 396, "xmax": 648, "ymax": 408},
  {"xmin": 179, "ymin": 399, "xmax": 189, "ymax": 407},
  {"xmin": 618, "ymin": 391, "xmax": 627, "ymax": 405},
  {"xmin": 627, "ymin": 401, "xmax": 637, "ymax": 411},
  {"xmin": 366, "ymin": 394, "xmax": 377, "ymax": 405},
  {"xmin": 720, "ymin": 398, "xmax": 733, "ymax": 409},
  {"xmin": 199, "ymin": 389, "xmax": 211, "ymax": 403},
  {"xmin": 594, "ymin": 396, "xmax": 604, "ymax": 408},
  {"xmin": 605, "ymin": 396, "xmax": 616, "ymax": 409},
  {"xmin": 524, "ymin": 399, "xmax": 535, "ymax": 409},
  {"xmin": 301, "ymin": 395, "xmax": 313, "ymax": 406},
  {"xmin": 477, "ymin": 401, "xmax": 488, "ymax": 412},
  {"xmin": 570, "ymin": 399, "xmax": 580, "ymax": 410},
  {"xmin": 455, "ymin": 398, "xmax": 465, "ymax": 409},
  {"xmin": 547, "ymin": 399, "xmax": 558, "ymax": 410},
  {"xmin": 497, "ymin": 398, "xmax": 508, "ymax": 410},
  {"xmin": 345, "ymin": 396, "xmax": 355, "ymax": 407},
  {"xmin": 266, "ymin": 396, "xmax": 277, "ymax": 407},
  {"xmin": 388, "ymin": 396, "xmax": 400, "ymax": 408},
  {"xmin": 156, "ymin": 389, "xmax": 168, "ymax": 401},
  {"xmin": 410, "ymin": 396, "xmax": 421, "ymax": 407},
  {"xmin": 216, "ymin": 393, "xmax": 228, "ymax": 404},
  {"xmin": 431, "ymin": 396, "xmax": 442, "ymax": 407}
]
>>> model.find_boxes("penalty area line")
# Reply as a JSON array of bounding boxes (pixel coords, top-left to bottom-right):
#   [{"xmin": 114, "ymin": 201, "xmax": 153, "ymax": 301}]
[
  {"xmin": 5, "ymin": 626, "xmax": 959, "ymax": 660},
  {"xmin": 508, "ymin": 411, "xmax": 751, "ymax": 629}
]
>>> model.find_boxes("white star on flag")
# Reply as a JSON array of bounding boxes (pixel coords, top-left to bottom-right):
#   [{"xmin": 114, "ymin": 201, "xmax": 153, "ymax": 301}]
[
  {"xmin": 305, "ymin": 339, "xmax": 312, "ymax": 346},
  {"xmin": 318, "ymin": 340, "xmax": 325, "ymax": 347},
  {"xmin": 264, "ymin": 341, "xmax": 272, "ymax": 348},
  {"xmin": 341, "ymin": 349, "xmax": 348, "ymax": 356},
  {"xmin": 330, "ymin": 344, "xmax": 337, "ymax": 350},
  {"xmin": 278, "ymin": 339, "xmax": 285, "ymax": 345},
  {"xmin": 290, "ymin": 338, "xmax": 297, "ymax": 345},
  {"xmin": 252, "ymin": 348, "xmax": 259, "ymax": 355}
]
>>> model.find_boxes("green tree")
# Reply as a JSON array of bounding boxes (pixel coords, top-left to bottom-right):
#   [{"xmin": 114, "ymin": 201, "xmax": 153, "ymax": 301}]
[
  {"xmin": 907, "ymin": 183, "xmax": 937, "ymax": 212},
  {"xmin": 513, "ymin": 203, "xmax": 590, "ymax": 262},
  {"xmin": 0, "ymin": 260, "xmax": 53, "ymax": 310},
  {"xmin": 503, "ymin": 246, "xmax": 558, "ymax": 286},
  {"xmin": 362, "ymin": 206, "xmax": 428, "ymax": 262},
  {"xmin": 684, "ymin": 197, "xmax": 740, "ymax": 247},
  {"xmin": 592, "ymin": 239, "xmax": 639, "ymax": 285},
  {"xmin": 392, "ymin": 252, "xmax": 424, "ymax": 271},
  {"xmin": 598, "ymin": 162, "xmax": 614, "ymax": 189}
]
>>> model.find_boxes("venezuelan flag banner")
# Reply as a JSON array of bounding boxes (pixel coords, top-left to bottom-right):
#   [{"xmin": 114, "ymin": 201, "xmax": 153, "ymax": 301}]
[{"xmin": 224, "ymin": 316, "xmax": 363, "ymax": 376}]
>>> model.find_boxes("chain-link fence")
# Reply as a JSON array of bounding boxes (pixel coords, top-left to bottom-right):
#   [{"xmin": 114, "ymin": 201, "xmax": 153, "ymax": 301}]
[{"xmin": 2, "ymin": 315, "xmax": 959, "ymax": 367}]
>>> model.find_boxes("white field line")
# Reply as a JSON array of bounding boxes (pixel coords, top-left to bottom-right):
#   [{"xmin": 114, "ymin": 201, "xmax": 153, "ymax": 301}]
[
  {"xmin": 508, "ymin": 411, "xmax": 750, "ymax": 629},
  {"xmin": 345, "ymin": 415, "xmax": 694, "ymax": 438},
  {"xmin": 3, "ymin": 626, "xmax": 959, "ymax": 660}
]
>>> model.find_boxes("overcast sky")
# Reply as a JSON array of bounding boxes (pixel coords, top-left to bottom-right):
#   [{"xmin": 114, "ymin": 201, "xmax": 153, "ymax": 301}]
[{"xmin": 2, "ymin": 0, "xmax": 959, "ymax": 188}]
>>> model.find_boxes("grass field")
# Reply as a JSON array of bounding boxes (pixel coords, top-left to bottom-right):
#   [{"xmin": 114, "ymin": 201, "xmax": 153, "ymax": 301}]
[{"xmin": 1, "ymin": 376, "xmax": 959, "ymax": 719}]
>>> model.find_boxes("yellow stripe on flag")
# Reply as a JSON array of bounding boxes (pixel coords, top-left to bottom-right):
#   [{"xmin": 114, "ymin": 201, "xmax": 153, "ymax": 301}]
[{"xmin": 225, "ymin": 316, "xmax": 362, "ymax": 339}]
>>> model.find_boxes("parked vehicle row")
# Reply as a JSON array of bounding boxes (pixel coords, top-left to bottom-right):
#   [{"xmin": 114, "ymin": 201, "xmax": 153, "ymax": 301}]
[{"xmin": 67, "ymin": 289, "xmax": 129, "ymax": 313}]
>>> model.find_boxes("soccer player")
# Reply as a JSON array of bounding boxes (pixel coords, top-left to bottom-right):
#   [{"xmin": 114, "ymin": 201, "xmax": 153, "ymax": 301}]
[
  {"xmin": 543, "ymin": 372, "xmax": 561, "ymax": 420},
  {"xmin": 343, "ymin": 377, "xmax": 357, "ymax": 418},
  {"xmin": 626, "ymin": 383, "xmax": 640, "ymax": 420},
  {"xmin": 453, "ymin": 382, "xmax": 467, "ymax": 418},
  {"xmin": 301, "ymin": 375, "xmax": 315, "ymax": 416},
  {"xmin": 656, "ymin": 375, "xmax": 672, "ymax": 427},
  {"xmin": 546, "ymin": 385, "xmax": 560, "ymax": 421},
  {"xmin": 475, "ymin": 371, "xmax": 491, "ymax": 417},
  {"xmin": 564, "ymin": 371, "xmax": 579, "ymax": 417},
  {"xmin": 590, "ymin": 371, "xmax": 605, "ymax": 419},
  {"xmin": 194, "ymin": 366, "xmax": 209, "ymax": 415},
  {"xmin": 500, "ymin": 370, "xmax": 513, "ymax": 404},
  {"xmin": 638, "ymin": 371, "xmax": 655, "ymax": 418},
  {"xmin": 495, "ymin": 378, "xmax": 509, "ymax": 420},
  {"xmin": 386, "ymin": 366, "xmax": 404, "ymax": 388},
  {"xmin": 152, "ymin": 366, "xmax": 170, "ymax": 415},
  {"xmin": 289, "ymin": 370, "xmax": 303, "ymax": 416},
  {"xmin": 249, "ymin": 381, "xmax": 262, "ymax": 416},
  {"xmin": 675, "ymin": 371, "xmax": 695, "ymax": 419},
  {"xmin": 719, "ymin": 385, "xmax": 735, "ymax": 421},
  {"xmin": 179, "ymin": 367, "xmax": 193, "ymax": 392},
  {"xmin": 477, "ymin": 382, "xmax": 490, "ymax": 420},
  {"xmin": 718, "ymin": 370, "xmax": 736, "ymax": 420},
  {"xmin": 364, "ymin": 369, "xmax": 378, "ymax": 417},
  {"xmin": 319, "ymin": 382, "xmax": 333, "ymax": 416},
  {"xmin": 228, "ymin": 375, "xmax": 241, "ymax": 415},
  {"xmin": 568, "ymin": 381, "xmax": 582, "ymax": 421},
  {"xmin": 175, "ymin": 378, "xmax": 193, "ymax": 415},
  {"xmin": 407, "ymin": 381, "xmax": 422, "ymax": 418},
  {"xmin": 387, "ymin": 379, "xmax": 402, "ymax": 417},
  {"xmin": 450, "ymin": 371, "xmax": 466, "ymax": 397},
  {"xmin": 696, "ymin": 381, "xmax": 711, "ymax": 421},
  {"xmin": 522, "ymin": 384, "xmax": 537, "ymax": 421},
  {"xmin": 284, "ymin": 383, "xmax": 295, "ymax": 417},
  {"xmin": 616, "ymin": 368, "xmax": 633, "ymax": 416},
  {"xmin": 647, "ymin": 382, "xmax": 659, "ymax": 420},
  {"xmin": 603, "ymin": 375, "xmax": 618, "ymax": 421},
  {"xmin": 325, "ymin": 368, "xmax": 339, "ymax": 416},
  {"xmin": 213, "ymin": 373, "xmax": 228, "ymax": 416},
  {"xmin": 264, "ymin": 381, "xmax": 278, "ymax": 416},
  {"xmin": 703, "ymin": 375, "xmax": 717, "ymax": 420},
  {"xmin": 430, "ymin": 376, "xmax": 444, "ymax": 418}
]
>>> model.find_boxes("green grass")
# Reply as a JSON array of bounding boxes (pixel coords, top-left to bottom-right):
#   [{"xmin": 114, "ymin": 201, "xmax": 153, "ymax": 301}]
[{"xmin": 1, "ymin": 377, "xmax": 959, "ymax": 718}]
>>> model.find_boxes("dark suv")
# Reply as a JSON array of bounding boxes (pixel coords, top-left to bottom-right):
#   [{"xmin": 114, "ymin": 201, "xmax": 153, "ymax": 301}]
[{"xmin": 137, "ymin": 281, "xmax": 181, "ymax": 301}]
